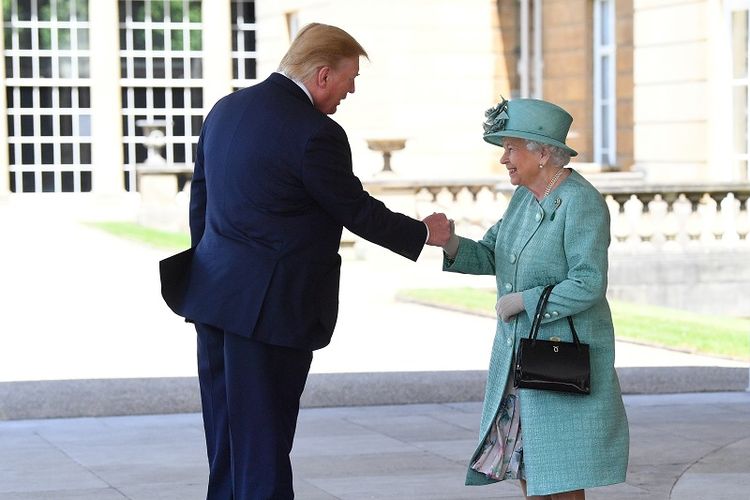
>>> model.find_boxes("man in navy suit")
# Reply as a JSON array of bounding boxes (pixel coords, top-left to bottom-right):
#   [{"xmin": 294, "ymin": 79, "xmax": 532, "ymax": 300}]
[{"xmin": 160, "ymin": 23, "xmax": 451, "ymax": 499}]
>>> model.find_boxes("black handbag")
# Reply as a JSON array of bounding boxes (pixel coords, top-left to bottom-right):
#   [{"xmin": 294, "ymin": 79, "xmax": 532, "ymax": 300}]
[{"xmin": 514, "ymin": 285, "xmax": 591, "ymax": 394}]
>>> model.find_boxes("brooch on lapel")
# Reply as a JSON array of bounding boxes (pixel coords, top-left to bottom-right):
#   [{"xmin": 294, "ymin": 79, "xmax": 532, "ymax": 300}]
[{"xmin": 550, "ymin": 197, "xmax": 562, "ymax": 221}]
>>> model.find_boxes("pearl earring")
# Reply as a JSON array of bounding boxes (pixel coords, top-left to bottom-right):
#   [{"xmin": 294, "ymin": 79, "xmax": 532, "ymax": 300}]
[{"xmin": 538, "ymin": 164, "xmax": 544, "ymax": 169}]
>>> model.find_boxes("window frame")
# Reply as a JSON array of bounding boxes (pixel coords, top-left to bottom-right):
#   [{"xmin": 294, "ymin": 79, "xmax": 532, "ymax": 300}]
[
  {"xmin": 593, "ymin": 0, "xmax": 617, "ymax": 167},
  {"xmin": 2, "ymin": 0, "xmax": 93, "ymax": 193},
  {"xmin": 118, "ymin": 0, "xmax": 205, "ymax": 192},
  {"xmin": 231, "ymin": 0, "xmax": 257, "ymax": 89}
]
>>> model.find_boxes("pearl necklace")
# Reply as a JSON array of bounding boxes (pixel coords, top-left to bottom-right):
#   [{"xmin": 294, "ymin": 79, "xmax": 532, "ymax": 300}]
[{"xmin": 543, "ymin": 168, "xmax": 565, "ymax": 198}]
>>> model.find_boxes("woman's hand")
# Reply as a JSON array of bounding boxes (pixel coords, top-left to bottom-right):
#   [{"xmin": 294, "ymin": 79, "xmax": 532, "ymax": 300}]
[
  {"xmin": 442, "ymin": 219, "xmax": 459, "ymax": 258},
  {"xmin": 495, "ymin": 292, "xmax": 524, "ymax": 322}
]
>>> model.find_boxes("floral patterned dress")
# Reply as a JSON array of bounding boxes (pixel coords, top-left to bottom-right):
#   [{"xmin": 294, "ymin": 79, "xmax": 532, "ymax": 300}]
[{"xmin": 470, "ymin": 368, "xmax": 525, "ymax": 481}]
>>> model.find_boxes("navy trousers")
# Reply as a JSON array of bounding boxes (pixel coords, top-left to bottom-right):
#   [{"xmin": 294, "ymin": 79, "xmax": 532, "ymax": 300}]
[{"xmin": 196, "ymin": 322, "xmax": 313, "ymax": 500}]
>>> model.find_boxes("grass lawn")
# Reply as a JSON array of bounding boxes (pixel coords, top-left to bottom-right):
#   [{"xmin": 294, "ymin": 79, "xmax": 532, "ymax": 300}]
[
  {"xmin": 87, "ymin": 221, "xmax": 190, "ymax": 251},
  {"xmin": 397, "ymin": 287, "xmax": 750, "ymax": 362}
]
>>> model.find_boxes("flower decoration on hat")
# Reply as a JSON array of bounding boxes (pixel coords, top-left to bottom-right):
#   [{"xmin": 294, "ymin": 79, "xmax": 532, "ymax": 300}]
[{"xmin": 483, "ymin": 97, "xmax": 509, "ymax": 134}]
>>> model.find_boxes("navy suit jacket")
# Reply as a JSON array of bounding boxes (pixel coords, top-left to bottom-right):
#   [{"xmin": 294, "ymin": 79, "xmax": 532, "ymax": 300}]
[{"xmin": 160, "ymin": 73, "xmax": 426, "ymax": 350}]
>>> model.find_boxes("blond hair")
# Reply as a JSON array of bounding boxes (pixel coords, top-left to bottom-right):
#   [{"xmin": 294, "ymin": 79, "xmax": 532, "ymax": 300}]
[{"xmin": 278, "ymin": 23, "xmax": 368, "ymax": 83}]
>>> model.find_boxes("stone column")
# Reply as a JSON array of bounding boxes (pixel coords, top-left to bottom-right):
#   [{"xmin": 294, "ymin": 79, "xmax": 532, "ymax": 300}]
[
  {"xmin": 202, "ymin": 0, "xmax": 232, "ymax": 109},
  {"xmin": 89, "ymin": 0, "xmax": 124, "ymax": 194}
]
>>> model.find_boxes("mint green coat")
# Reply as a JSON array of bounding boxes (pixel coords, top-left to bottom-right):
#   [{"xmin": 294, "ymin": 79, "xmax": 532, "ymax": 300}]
[{"xmin": 444, "ymin": 170, "xmax": 629, "ymax": 496}]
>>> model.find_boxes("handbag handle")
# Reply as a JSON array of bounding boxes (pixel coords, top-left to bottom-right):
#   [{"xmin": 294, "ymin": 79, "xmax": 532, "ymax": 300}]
[{"xmin": 528, "ymin": 285, "xmax": 582, "ymax": 348}]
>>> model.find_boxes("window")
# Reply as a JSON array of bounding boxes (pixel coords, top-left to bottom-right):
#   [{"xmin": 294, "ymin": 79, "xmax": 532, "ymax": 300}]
[
  {"xmin": 118, "ymin": 0, "xmax": 204, "ymax": 191},
  {"xmin": 285, "ymin": 10, "xmax": 299, "ymax": 43},
  {"xmin": 516, "ymin": 0, "xmax": 542, "ymax": 98},
  {"xmin": 231, "ymin": 0, "xmax": 256, "ymax": 89},
  {"xmin": 593, "ymin": 0, "xmax": 616, "ymax": 166},
  {"xmin": 3, "ymin": 0, "xmax": 92, "ymax": 193}
]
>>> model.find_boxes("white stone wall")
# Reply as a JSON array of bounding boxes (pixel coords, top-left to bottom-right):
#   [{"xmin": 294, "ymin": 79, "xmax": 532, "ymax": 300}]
[
  {"xmin": 608, "ymin": 250, "xmax": 750, "ymax": 317},
  {"xmin": 633, "ymin": 0, "xmax": 730, "ymax": 183},
  {"xmin": 257, "ymin": 0, "xmax": 501, "ymax": 181}
]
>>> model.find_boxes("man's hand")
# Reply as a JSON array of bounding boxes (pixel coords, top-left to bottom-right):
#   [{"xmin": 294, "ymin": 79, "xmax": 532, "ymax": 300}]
[
  {"xmin": 496, "ymin": 292, "xmax": 524, "ymax": 322},
  {"xmin": 423, "ymin": 212, "xmax": 451, "ymax": 246}
]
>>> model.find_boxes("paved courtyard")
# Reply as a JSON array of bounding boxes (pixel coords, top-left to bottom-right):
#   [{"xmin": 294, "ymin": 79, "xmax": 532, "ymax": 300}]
[{"xmin": 1, "ymin": 392, "xmax": 749, "ymax": 499}]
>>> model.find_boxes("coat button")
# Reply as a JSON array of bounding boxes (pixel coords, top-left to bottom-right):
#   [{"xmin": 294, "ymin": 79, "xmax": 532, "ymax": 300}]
[
  {"xmin": 507, "ymin": 338, "xmax": 513, "ymax": 345},
  {"xmin": 509, "ymin": 253, "xmax": 517, "ymax": 264},
  {"xmin": 544, "ymin": 313, "xmax": 551, "ymax": 319},
  {"xmin": 552, "ymin": 311, "xmax": 559, "ymax": 317},
  {"xmin": 535, "ymin": 212, "xmax": 542, "ymax": 222},
  {"xmin": 504, "ymin": 283, "xmax": 512, "ymax": 291}
]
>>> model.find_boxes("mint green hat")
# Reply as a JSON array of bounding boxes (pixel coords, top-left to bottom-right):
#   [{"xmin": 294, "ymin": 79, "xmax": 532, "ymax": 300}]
[{"xmin": 482, "ymin": 97, "xmax": 578, "ymax": 157}]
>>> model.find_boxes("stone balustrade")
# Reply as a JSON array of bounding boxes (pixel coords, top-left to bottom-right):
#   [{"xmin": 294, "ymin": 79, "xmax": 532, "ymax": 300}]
[
  {"xmin": 152, "ymin": 168, "xmax": 750, "ymax": 252},
  {"xmin": 604, "ymin": 184, "xmax": 750, "ymax": 251},
  {"xmin": 363, "ymin": 172, "xmax": 750, "ymax": 252}
]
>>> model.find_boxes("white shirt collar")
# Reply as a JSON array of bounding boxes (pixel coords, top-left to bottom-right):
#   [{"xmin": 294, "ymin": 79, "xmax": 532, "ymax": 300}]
[{"xmin": 277, "ymin": 71, "xmax": 314, "ymax": 105}]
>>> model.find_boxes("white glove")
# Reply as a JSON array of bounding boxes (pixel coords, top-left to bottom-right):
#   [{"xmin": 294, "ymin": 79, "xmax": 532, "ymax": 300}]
[
  {"xmin": 495, "ymin": 292, "xmax": 524, "ymax": 322},
  {"xmin": 442, "ymin": 219, "xmax": 459, "ymax": 258}
]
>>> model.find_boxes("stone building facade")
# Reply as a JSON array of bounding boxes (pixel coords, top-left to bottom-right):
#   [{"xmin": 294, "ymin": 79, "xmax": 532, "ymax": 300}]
[{"xmin": 0, "ymin": 0, "xmax": 747, "ymax": 199}]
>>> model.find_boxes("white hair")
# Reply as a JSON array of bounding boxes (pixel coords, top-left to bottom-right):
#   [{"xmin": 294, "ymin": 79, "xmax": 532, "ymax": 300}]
[{"xmin": 524, "ymin": 140, "xmax": 571, "ymax": 167}]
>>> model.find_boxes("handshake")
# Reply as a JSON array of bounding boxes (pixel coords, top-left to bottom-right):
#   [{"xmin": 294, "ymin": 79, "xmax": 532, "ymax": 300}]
[
  {"xmin": 421, "ymin": 213, "xmax": 523, "ymax": 322},
  {"xmin": 422, "ymin": 213, "xmax": 459, "ymax": 257}
]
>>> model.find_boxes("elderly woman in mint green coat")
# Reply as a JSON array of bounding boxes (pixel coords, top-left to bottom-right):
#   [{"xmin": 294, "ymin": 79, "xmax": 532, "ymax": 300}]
[{"xmin": 443, "ymin": 98, "xmax": 629, "ymax": 499}]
